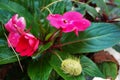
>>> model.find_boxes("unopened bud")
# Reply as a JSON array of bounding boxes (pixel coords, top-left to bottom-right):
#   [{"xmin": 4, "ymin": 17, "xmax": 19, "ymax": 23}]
[{"xmin": 61, "ymin": 58, "xmax": 82, "ymax": 76}]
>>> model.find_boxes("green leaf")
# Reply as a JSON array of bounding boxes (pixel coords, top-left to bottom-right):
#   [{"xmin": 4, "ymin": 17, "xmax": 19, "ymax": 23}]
[
  {"xmin": 115, "ymin": 0, "xmax": 120, "ymax": 7},
  {"xmin": 38, "ymin": 0, "xmax": 53, "ymax": 10},
  {"xmin": 0, "ymin": 39, "xmax": 19, "ymax": 65},
  {"xmin": 81, "ymin": 56, "xmax": 104, "ymax": 78},
  {"xmin": 0, "ymin": 9, "xmax": 12, "ymax": 23},
  {"xmin": 109, "ymin": 8, "xmax": 120, "ymax": 17},
  {"xmin": 49, "ymin": 0, "xmax": 65, "ymax": 14},
  {"xmin": 85, "ymin": 5, "xmax": 99, "ymax": 19},
  {"xmin": 49, "ymin": 51, "xmax": 85, "ymax": 80},
  {"xmin": 70, "ymin": 1, "xmax": 99, "ymax": 18},
  {"xmin": 72, "ymin": 2, "xmax": 86, "ymax": 15},
  {"xmin": 98, "ymin": 62, "xmax": 118, "ymax": 80},
  {"xmin": 28, "ymin": 54, "xmax": 52, "ymax": 80},
  {"xmin": 0, "ymin": 1, "xmax": 33, "ymax": 26},
  {"xmin": 65, "ymin": 1, "xmax": 98, "ymax": 18},
  {"xmin": 65, "ymin": 0, "xmax": 73, "ymax": 11},
  {"xmin": 0, "ymin": 0, "xmax": 9, "ymax": 3},
  {"xmin": 93, "ymin": 0, "xmax": 109, "ymax": 14},
  {"xmin": 113, "ymin": 44, "xmax": 120, "ymax": 52},
  {"xmin": 61, "ymin": 23, "xmax": 120, "ymax": 53}
]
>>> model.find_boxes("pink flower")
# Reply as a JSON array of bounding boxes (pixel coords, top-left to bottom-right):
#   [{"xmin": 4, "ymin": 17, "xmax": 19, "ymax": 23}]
[
  {"xmin": 47, "ymin": 14, "xmax": 63, "ymax": 29},
  {"xmin": 5, "ymin": 14, "xmax": 26, "ymax": 33},
  {"xmin": 5, "ymin": 14, "xmax": 39, "ymax": 57},
  {"xmin": 5, "ymin": 14, "xmax": 26, "ymax": 48},
  {"xmin": 15, "ymin": 33, "xmax": 39, "ymax": 56},
  {"xmin": 7, "ymin": 32, "xmax": 20, "ymax": 47},
  {"xmin": 47, "ymin": 11, "xmax": 91, "ymax": 36}
]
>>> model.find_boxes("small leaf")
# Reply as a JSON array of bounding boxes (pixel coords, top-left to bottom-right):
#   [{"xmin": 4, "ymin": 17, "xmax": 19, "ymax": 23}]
[
  {"xmin": 49, "ymin": 51, "xmax": 85, "ymax": 80},
  {"xmin": 81, "ymin": 56, "xmax": 105, "ymax": 78},
  {"xmin": 45, "ymin": 33, "xmax": 53, "ymax": 41},
  {"xmin": 28, "ymin": 54, "xmax": 52, "ymax": 80},
  {"xmin": 61, "ymin": 23, "xmax": 120, "ymax": 53},
  {"xmin": 85, "ymin": 5, "xmax": 99, "ymax": 19},
  {"xmin": 98, "ymin": 62, "xmax": 118, "ymax": 80},
  {"xmin": 0, "ymin": 39, "xmax": 19, "ymax": 65},
  {"xmin": 73, "ymin": 2, "xmax": 86, "ymax": 15},
  {"xmin": 93, "ymin": 0, "xmax": 109, "ymax": 14}
]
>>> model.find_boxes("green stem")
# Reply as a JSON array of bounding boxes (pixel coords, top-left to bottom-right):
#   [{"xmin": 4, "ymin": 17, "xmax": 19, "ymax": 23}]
[
  {"xmin": 52, "ymin": 51, "xmax": 63, "ymax": 62},
  {"xmin": 4, "ymin": 33, "xmax": 24, "ymax": 72},
  {"xmin": 43, "ymin": 7, "xmax": 52, "ymax": 14},
  {"xmin": 40, "ymin": 0, "xmax": 63, "ymax": 13},
  {"xmin": 2, "ymin": 24, "xmax": 24, "ymax": 72},
  {"xmin": 48, "ymin": 30, "xmax": 60, "ymax": 41}
]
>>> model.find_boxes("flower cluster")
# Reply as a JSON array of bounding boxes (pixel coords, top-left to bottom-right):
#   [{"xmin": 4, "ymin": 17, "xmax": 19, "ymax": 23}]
[
  {"xmin": 4, "ymin": 11, "xmax": 91, "ymax": 57},
  {"xmin": 5, "ymin": 14, "xmax": 39, "ymax": 56},
  {"xmin": 4, "ymin": 11, "xmax": 91, "ymax": 77},
  {"xmin": 47, "ymin": 11, "xmax": 91, "ymax": 36}
]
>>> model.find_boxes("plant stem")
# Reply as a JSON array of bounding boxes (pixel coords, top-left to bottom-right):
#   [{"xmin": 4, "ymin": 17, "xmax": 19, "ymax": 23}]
[
  {"xmin": 2, "ymin": 24, "xmax": 24, "ymax": 72},
  {"xmin": 48, "ymin": 30, "xmax": 60, "ymax": 41},
  {"xmin": 43, "ymin": 7, "xmax": 52, "ymax": 14},
  {"xmin": 52, "ymin": 51, "xmax": 63, "ymax": 62},
  {"xmin": 4, "ymin": 33, "xmax": 24, "ymax": 72},
  {"xmin": 40, "ymin": 0, "xmax": 63, "ymax": 13}
]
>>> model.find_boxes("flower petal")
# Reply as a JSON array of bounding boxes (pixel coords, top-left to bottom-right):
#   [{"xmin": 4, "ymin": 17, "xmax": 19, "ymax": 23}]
[
  {"xmin": 16, "ymin": 17, "xmax": 26, "ymax": 31},
  {"xmin": 73, "ymin": 19, "xmax": 91, "ymax": 31},
  {"xmin": 62, "ymin": 24, "xmax": 75, "ymax": 33},
  {"xmin": 47, "ymin": 14, "xmax": 63, "ymax": 29},
  {"xmin": 4, "ymin": 14, "xmax": 26, "ymax": 33},
  {"xmin": 15, "ymin": 33, "xmax": 39, "ymax": 57},
  {"xmin": 20, "ymin": 47, "xmax": 33, "ymax": 56},
  {"xmin": 33, "ymin": 40, "xmax": 39, "ymax": 50},
  {"xmin": 12, "ymin": 14, "xmax": 18, "ymax": 24},
  {"xmin": 8, "ymin": 32, "xmax": 20, "ymax": 47},
  {"xmin": 63, "ymin": 11, "xmax": 83, "ymax": 21},
  {"xmin": 5, "ymin": 19, "xmax": 16, "ymax": 32},
  {"xmin": 16, "ymin": 35, "xmax": 29, "ymax": 52}
]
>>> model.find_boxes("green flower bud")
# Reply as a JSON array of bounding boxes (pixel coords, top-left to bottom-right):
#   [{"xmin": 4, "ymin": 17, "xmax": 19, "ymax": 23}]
[{"xmin": 61, "ymin": 58, "xmax": 82, "ymax": 76}]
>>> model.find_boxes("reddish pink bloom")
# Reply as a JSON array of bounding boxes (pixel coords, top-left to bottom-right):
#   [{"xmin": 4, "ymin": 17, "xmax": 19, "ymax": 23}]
[
  {"xmin": 5, "ymin": 14, "xmax": 26, "ymax": 48},
  {"xmin": 5, "ymin": 14, "xmax": 39, "ymax": 57},
  {"xmin": 5, "ymin": 14, "xmax": 26, "ymax": 33},
  {"xmin": 47, "ymin": 11, "xmax": 91, "ymax": 36},
  {"xmin": 15, "ymin": 33, "xmax": 39, "ymax": 56},
  {"xmin": 8, "ymin": 32, "xmax": 20, "ymax": 47}
]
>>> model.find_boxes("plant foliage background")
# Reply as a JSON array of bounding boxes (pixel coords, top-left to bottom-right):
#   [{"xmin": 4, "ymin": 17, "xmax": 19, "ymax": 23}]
[{"xmin": 0, "ymin": 0, "xmax": 120, "ymax": 80}]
